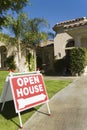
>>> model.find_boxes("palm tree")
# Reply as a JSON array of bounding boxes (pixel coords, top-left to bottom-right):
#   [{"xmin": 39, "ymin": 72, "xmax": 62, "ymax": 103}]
[
  {"xmin": 23, "ymin": 18, "xmax": 50, "ymax": 71},
  {"xmin": 4, "ymin": 15, "xmax": 52, "ymax": 72},
  {"xmin": 5, "ymin": 13, "xmax": 28, "ymax": 71}
]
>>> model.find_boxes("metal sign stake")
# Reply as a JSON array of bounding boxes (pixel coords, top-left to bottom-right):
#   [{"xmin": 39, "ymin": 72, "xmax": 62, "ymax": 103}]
[
  {"xmin": 18, "ymin": 112, "xmax": 23, "ymax": 128},
  {"xmin": 46, "ymin": 101, "xmax": 51, "ymax": 115}
]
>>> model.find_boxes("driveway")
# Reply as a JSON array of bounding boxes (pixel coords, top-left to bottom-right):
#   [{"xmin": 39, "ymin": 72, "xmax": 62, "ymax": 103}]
[{"xmin": 21, "ymin": 75, "xmax": 87, "ymax": 130}]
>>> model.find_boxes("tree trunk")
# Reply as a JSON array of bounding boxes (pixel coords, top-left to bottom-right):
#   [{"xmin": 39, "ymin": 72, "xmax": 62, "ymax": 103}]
[
  {"xmin": 33, "ymin": 47, "xmax": 37, "ymax": 71},
  {"xmin": 18, "ymin": 39, "xmax": 22, "ymax": 72}
]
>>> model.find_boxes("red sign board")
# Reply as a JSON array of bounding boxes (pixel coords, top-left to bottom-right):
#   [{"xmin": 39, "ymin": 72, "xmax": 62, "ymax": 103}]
[{"xmin": 10, "ymin": 73, "xmax": 48, "ymax": 113}]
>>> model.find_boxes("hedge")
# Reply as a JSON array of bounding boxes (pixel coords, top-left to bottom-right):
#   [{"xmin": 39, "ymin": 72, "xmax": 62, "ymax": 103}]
[
  {"xmin": 54, "ymin": 47, "xmax": 87, "ymax": 76},
  {"xmin": 68, "ymin": 48, "xmax": 87, "ymax": 76}
]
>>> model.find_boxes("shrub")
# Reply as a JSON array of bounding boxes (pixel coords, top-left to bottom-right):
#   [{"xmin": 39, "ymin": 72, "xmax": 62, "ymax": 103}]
[{"xmin": 69, "ymin": 48, "xmax": 87, "ymax": 75}]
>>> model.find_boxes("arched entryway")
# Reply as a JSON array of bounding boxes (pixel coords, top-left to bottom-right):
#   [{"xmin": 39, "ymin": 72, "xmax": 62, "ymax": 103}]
[
  {"xmin": 65, "ymin": 39, "xmax": 75, "ymax": 75},
  {"xmin": 0, "ymin": 46, "xmax": 7, "ymax": 69}
]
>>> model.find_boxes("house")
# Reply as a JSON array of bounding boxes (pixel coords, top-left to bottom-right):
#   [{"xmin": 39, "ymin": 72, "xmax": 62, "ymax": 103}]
[
  {"xmin": 0, "ymin": 38, "xmax": 54, "ymax": 73},
  {"xmin": 1, "ymin": 17, "xmax": 87, "ymax": 74},
  {"xmin": 53, "ymin": 17, "xmax": 87, "ymax": 75},
  {"xmin": 53, "ymin": 17, "xmax": 87, "ymax": 59},
  {"xmin": 0, "ymin": 41, "xmax": 28, "ymax": 71}
]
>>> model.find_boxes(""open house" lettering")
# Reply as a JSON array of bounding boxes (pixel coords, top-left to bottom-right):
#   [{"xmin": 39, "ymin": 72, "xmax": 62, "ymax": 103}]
[{"xmin": 16, "ymin": 75, "xmax": 44, "ymax": 97}]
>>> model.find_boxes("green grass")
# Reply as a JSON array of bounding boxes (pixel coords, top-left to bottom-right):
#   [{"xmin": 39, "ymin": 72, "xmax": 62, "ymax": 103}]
[
  {"xmin": 45, "ymin": 80, "xmax": 72, "ymax": 98},
  {"xmin": 0, "ymin": 70, "xmax": 9, "ymax": 95},
  {"xmin": 0, "ymin": 71, "xmax": 72, "ymax": 130}
]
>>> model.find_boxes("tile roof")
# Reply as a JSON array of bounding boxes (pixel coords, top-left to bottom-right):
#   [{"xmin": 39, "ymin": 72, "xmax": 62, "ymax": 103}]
[
  {"xmin": 53, "ymin": 17, "xmax": 87, "ymax": 30},
  {"xmin": 64, "ymin": 20, "xmax": 87, "ymax": 29}
]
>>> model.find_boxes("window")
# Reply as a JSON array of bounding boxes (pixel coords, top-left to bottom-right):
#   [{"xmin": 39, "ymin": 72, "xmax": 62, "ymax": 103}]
[{"xmin": 66, "ymin": 39, "xmax": 75, "ymax": 48}]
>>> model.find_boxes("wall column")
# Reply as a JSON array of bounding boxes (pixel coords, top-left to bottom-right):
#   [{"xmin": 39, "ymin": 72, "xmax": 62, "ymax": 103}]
[{"xmin": 74, "ymin": 36, "xmax": 81, "ymax": 47}]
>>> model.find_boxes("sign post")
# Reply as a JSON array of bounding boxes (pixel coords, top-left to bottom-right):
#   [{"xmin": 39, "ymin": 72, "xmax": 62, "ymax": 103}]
[{"xmin": 1, "ymin": 71, "xmax": 50, "ymax": 128}]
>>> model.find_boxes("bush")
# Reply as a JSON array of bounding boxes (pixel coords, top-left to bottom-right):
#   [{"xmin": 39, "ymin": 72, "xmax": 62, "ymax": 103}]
[{"xmin": 69, "ymin": 48, "xmax": 87, "ymax": 75}]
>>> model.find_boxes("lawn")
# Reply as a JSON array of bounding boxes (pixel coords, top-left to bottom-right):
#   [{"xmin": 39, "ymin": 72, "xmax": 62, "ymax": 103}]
[{"xmin": 0, "ymin": 71, "xmax": 72, "ymax": 130}]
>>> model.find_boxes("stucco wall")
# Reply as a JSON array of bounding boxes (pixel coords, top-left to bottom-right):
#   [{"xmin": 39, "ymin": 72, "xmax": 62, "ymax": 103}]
[
  {"xmin": 54, "ymin": 32, "xmax": 72, "ymax": 59},
  {"xmin": 0, "ymin": 43, "xmax": 29, "ymax": 71}
]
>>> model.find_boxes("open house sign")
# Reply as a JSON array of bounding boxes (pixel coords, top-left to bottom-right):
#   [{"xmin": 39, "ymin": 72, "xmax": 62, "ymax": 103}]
[{"xmin": 10, "ymin": 73, "xmax": 48, "ymax": 113}]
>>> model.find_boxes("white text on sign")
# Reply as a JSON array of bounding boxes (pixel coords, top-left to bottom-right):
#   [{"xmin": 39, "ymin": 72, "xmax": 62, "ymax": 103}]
[
  {"xmin": 16, "ymin": 75, "xmax": 44, "ymax": 97},
  {"xmin": 17, "ymin": 76, "xmax": 40, "ymax": 86}
]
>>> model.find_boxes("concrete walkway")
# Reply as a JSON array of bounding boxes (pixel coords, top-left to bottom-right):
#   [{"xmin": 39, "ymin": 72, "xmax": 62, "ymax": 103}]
[{"xmin": 21, "ymin": 75, "xmax": 87, "ymax": 130}]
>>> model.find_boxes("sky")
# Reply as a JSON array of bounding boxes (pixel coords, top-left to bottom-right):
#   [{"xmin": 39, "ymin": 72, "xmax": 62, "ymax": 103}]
[{"xmin": 23, "ymin": 0, "xmax": 87, "ymax": 33}]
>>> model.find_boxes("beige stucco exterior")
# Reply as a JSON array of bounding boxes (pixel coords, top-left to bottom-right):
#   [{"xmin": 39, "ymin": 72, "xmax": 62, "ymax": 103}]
[
  {"xmin": 0, "ymin": 42, "xmax": 29, "ymax": 71},
  {"xmin": 53, "ymin": 17, "xmax": 87, "ymax": 75},
  {"xmin": 53, "ymin": 17, "xmax": 87, "ymax": 59},
  {"xmin": 0, "ymin": 39, "xmax": 54, "ymax": 73},
  {"xmin": 54, "ymin": 32, "xmax": 72, "ymax": 59}
]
